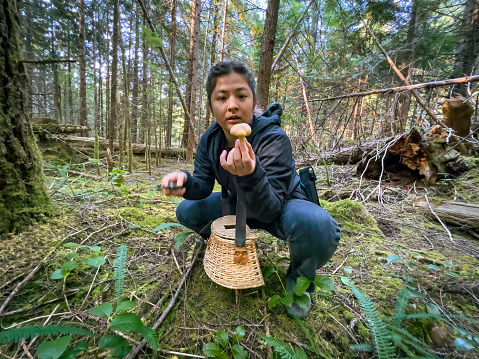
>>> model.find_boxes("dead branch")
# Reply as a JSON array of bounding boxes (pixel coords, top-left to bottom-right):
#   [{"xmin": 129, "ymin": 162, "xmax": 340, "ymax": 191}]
[
  {"xmin": 127, "ymin": 243, "xmax": 201, "ymax": 359},
  {"xmin": 310, "ymin": 75, "xmax": 479, "ymax": 102},
  {"xmin": 21, "ymin": 59, "xmax": 77, "ymax": 64},
  {"xmin": 66, "ymin": 170, "xmax": 104, "ymax": 181}
]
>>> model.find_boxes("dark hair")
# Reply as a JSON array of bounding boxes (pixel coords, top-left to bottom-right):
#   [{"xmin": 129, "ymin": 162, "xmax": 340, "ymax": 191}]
[{"xmin": 206, "ymin": 60, "xmax": 256, "ymax": 103}]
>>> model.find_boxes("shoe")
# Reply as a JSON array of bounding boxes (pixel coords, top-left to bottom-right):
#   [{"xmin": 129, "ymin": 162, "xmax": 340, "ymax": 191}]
[{"xmin": 285, "ymin": 292, "xmax": 311, "ymax": 319}]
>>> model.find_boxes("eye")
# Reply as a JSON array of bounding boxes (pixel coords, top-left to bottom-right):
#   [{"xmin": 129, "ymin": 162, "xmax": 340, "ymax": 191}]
[{"xmin": 217, "ymin": 96, "xmax": 226, "ymax": 101}]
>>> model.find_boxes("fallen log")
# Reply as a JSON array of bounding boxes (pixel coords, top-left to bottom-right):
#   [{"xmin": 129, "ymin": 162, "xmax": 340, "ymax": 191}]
[
  {"xmin": 416, "ymin": 200, "xmax": 479, "ymax": 232},
  {"xmin": 357, "ymin": 126, "xmax": 466, "ymax": 183},
  {"xmin": 57, "ymin": 135, "xmax": 191, "ymax": 157},
  {"xmin": 34, "ymin": 124, "xmax": 91, "ymax": 135}
]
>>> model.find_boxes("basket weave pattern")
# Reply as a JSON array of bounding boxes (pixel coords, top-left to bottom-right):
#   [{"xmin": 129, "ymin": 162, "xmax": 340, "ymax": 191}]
[{"xmin": 204, "ymin": 215, "xmax": 265, "ymax": 289}]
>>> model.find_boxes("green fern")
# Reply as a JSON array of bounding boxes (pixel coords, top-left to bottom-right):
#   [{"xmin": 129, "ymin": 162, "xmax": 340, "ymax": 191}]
[
  {"xmin": 114, "ymin": 245, "xmax": 127, "ymax": 305},
  {"xmin": 260, "ymin": 335, "xmax": 295, "ymax": 359},
  {"xmin": 391, "ymin": 287, "xmax": 411, "ymax": 327},
  {"xmin": 342, "ymin": 278, "xmax": 396, "ymax": 359},
  {"xmin": 0, "ymin": 325, "xmax": 96, "ymax": 345}
]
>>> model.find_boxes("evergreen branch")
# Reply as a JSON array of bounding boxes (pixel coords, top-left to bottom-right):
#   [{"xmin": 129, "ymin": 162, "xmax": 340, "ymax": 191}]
[
  {"xmin": 0, "ymin": 325, "xmax": 96, "ymax": 344},
  {"xmin": 114, "ymin": 245, "xmax": 128, "ymax": 305}
]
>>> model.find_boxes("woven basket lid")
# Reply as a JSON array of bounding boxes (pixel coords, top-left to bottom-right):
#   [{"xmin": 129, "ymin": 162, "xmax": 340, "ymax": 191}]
[{"xmin": 211, "ymin": 215, "xmax": 256, "ymax": 241}]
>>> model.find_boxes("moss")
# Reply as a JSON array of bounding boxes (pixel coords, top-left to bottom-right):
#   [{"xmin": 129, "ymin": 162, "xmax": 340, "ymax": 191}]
[{"xmin": 118, "ymin": 207, "xmax": 164, "ymax": 229}]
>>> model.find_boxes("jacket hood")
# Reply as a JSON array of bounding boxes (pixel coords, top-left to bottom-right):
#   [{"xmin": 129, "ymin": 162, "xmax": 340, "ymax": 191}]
[{"xmin": 249, "ymin": 103, "xmax": 283, "ymax": 139}]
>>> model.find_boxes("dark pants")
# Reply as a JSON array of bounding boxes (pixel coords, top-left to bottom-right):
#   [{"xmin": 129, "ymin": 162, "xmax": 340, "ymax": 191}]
[{"xmin": 176, "ymin": 192, "xmax": 340, "ymax": 292}]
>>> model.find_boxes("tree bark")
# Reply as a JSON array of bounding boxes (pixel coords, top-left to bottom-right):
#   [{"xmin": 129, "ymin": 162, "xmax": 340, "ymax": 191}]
[
  {"xmin": 131, "ymin": 5, "xmax": 140, "ymax": 143},
  {"xmin": 109, "ymin": 0, "xmax": 119, "ymax": 152},
  {"xmin": 219, "ymin": 0, "xmax": 228, "ymax": 61},
  {"xmin": 0, "ymin": 0, "xmax": 52, "ymax": 234},
  {"xmin": 204, "ymin": 0, "xmax": 219, "ymax": 131},
  {"xmin": 78, "ymin": 0, "xmax": 88, "ymax": 136},
  {"xmin": 257, "ymin": 0, "xmax": 280, "ymax": 110},
  {"xmin": 166, "ymin": 0, "xmax": 177, "ymax": 147},
  {"xmin": 453, "ymin": 0, "xmax": 479, "ymax": 96}
]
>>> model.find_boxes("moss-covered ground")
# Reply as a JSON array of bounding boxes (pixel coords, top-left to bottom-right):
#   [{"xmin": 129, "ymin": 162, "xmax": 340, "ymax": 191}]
[{"xmin": 0, "ymin": 140, "xmax": 478, "ymax": 358}]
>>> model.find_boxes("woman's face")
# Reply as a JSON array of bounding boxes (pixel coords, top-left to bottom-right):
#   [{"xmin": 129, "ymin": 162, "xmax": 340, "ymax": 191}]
[{"xmin": 209, "ymin": 72, "xmax": 256, "ymax": 144}]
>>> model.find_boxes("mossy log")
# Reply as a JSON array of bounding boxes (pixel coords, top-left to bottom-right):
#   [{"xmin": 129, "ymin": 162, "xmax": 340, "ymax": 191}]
[
  {"xmin": 34, "ymin": 123, "xmax": 91, "ymax": 135},
  {"xmin": 417, "ymin": 200, "xmax": 479, "ymax": 232},
  {"xmin": 59, "ymin": 135, "xmax": 193, "ymax": 157}
]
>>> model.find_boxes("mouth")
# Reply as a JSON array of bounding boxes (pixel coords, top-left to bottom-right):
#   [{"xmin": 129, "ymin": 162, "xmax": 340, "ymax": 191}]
[{"xmin": 227, "ymin": 116, "xmax": 241, "ymax": 122}]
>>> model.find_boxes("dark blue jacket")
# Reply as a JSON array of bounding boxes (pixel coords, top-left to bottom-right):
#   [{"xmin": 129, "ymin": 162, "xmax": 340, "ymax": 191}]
[{"xmin": 182, "ymin": 103, "xmax": 308, "ymax": 223}]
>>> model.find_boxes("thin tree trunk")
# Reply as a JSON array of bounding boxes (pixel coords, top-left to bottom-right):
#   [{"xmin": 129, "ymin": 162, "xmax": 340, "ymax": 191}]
[
  {"xmin": 204, "ymin": 0, "xmax": 219, "ymax": 131},
  {"xmin": 294, "ymin": 55, "xmax": 316, "ymax": 144},
  {"xmin": 166, "ymin": 0, "xmax": 177, "ymax": 147},
  {"xmin": 131, "ymin": 5, "xmax": 140, "ymax": 143},
  {"xmin": 78, "ymin": 0, "xmax": 88, "ymax": 136},
  {"xmin": 120, "ymin": 27, "xmax": 132, "ymax": 172},
  {"xmin": 140, "ymin": 23, "xmax": 149, "ymax": 144},
  {"xmin": 257, "ymin": 0, "xmax": 280, "ymax": 110},
  {"xmin": 109, "ymin": 0, "xmax": 119, "ymax": 152},
  {"xmin": 219, "ymin": 0, "xmax": 228, "ymax": 61}
]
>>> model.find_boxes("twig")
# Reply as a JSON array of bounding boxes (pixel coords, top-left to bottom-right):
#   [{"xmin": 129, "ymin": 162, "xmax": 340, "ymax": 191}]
[
  {"xmin": 424, "ymin": 194, "xmax": 455, "ymax": 244},
  {"xmin": 127, "ymin": 243, "xmax": 201, "ymax": 359},
  {"xmin": 4, "ymin": 312, "xmax": 71, "ymax": 330},
  {"xmin": 80, "ymin": 222, "xmax": 121, "ymax": 245},
  {"xmin": 328, "ymin": 313, "xmax": 359, "ymax": 345},
  {"xmin": 332, "ymin": 255, "xmax": 350, "ymax": 275},
  {"xmin": 0, "ymin": 258, "xmax": 46, "ymax": 316},
  {"xmin": 21, "ymin": 342, "xmax": 34, "ymax": 359},
  {"xmin": 160, "ymin": 350, "xmax": 206, "ymax": 358},
  {"xmin": 26, "ymin": 304, "xmax": 60, "ymax": 350},
  {"xmin": 171, "ymin": 249, "xmax": 184, "ymax": 275},
  {"xmin": 422, "ymin": 235, "xmax": 435, "ymax": 250}
]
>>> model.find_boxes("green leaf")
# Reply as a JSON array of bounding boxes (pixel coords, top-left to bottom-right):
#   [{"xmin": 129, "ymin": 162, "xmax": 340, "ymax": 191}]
[
  {"xmin": 314, "ymin": 275, "xmax": 335, "ymax": 292},
  {"xmin": 294, "ymin": 277, "xmax": 310, "ymax": 295},
  {"xmin": 294, "ymin": 345, "xmax": 308, "ymax": 359},
  {"xmin": 111, "ymin": 345, "xmax": 132, "ymax": 359},
  {"xmin": 110, "ymin": 313, "xmax": 143, "ymax": 332},
  {"xmin": 454, "ymin": 338, "xmax": 474, "ymax": 351},
  {"xmin": 88, "ymin": 246, "xmax": 102, "ymax": 252},
  {"xmin": 72, "ymin": 341, "xmax": 88, "ymax": 351},
  {"xmin": 50, "ymin": 269, "xmax": 68, "ymax": 280},
  {"xmin": 61, "ymin": 261, "xmax": 78, "ymax": 271},
  {"xmin": 217, "ymin": 353, "xmax": 229, "ymax": 359},
  {"xmin": 87, "ymin": 256, "xmax": 106, "ymax": 268},
  {"xmin": 268, "ymin": 295, "xmax": 281, "ymax": 308},
  {"xmin": 404, "ymin": 285, "xmax": 425, "ymax": 298},
  {"xmin": 203, "ymin": 342, "xmax": 221, "ymax": 356},
  {"xmin": 65, "ymin": 252, "xmax": 78, "ymax": 260},
  {"xmin": 58, "ymin": 349, "xmax": 82, "ymax": 359},
  {"xmin": 428, "ymin": 264, "xmax": 441, "ymax": 271},
  {"xmin": 88, "ymin": 303, "xmax": 113, "ymax": 318},
  {"xmin": 37, "ymin": 335, "xmax": 72, "ymax": 359},
  {"xmin": 350, "ymin": 344, "xmax": 373, "ymax": 352},
  {"xmin": 152, "ymin": 222, "xmax": 185, "ymax": 232},
  {"xmin": 232, "ymin": 326, "xmax": 246, "ymax": 344},
  {"xmin": 276, "ymin": 257, "xmax": 289, "ymax": 264},
  {"xmin": 116, "ymin": 300, "xmax": 136, "ymax": 313},
  {"xmin": 99, "ymin": 334, "xmax": 128, "ymax": 349},
  {"xmin": 280, "ymin": 292, "xmax": 294, "ymax": 307},
  {"xmin": 174, "ymin": 231, "xmax": 194, "ymax": 249},
  {"xmin": 63, "ymin": 243, "xmax": 79, "ymax": 248},
  {"xmin": 294, "ymin": 293, "xmax": 311, "ymax": 310},
  {"xmin": 232, "ymin": 344, "xmax": 248, "ymax": 359},
  {"xmin": 426, "ymin": 303, "xmax": 441, "ymax": 315},
  {"xmin": 386, "ymin": 255, "xmax": 403, "ymax": 263},
  {"xmin": 343, "ymin": 267, "xmax": 353, "ymax": 274},
  {"xmin": 215, "ymin": 329, "xmax": 229, "ymax": 347},
  {"xmin": 262, "ymin": 266, "xmax": 276, "ymax": 280}
]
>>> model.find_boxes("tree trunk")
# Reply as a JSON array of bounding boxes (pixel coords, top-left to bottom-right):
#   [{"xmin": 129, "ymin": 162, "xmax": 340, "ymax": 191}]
[
  {"xmin": 204, "ymin": 0, "xmax": 219, "ymax": 131},
  {"xmin": 257, "ymin": 0, "xmax": 280, "ymax": 110},
  {"xmin": 166, "ymin": 0, "xmax": 177, "ymax": 147},
  {"xmin": 131, "ymin": 5, "xmax": 140, "ymax": 143},
  {"xmin": 219, "ymin": 0, "xmax": 228, "ymax": 61},
  {"xmin": 0, "ymin": 0, "xmax": 52, "ymax": 234},
  {"xmin": 184, "ymin": 0, "xmax": 201, "ymax": 163},
  {"xmin": 140, "ymin": 25, "xmax": 149, "ymax": 144},
  {"xmin": 78, "ymin": 0, "xmax": 88, "ymax": 136},
  {"xmin": 453, "ymin": 0, "xmax": 479, "ymax": 96},
  {"xmin": 109, "ymin": 0, "xmax": 119, "ymax": 152}
]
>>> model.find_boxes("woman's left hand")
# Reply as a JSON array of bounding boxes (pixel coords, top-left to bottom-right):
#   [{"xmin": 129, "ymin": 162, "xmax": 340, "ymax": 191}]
[{"xmin": 220, "ymin": 139, "xmax": 256, "ymax": 176}]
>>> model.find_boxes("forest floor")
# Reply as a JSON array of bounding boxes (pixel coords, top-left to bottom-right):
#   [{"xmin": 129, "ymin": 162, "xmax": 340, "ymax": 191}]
[{"xmin": 1, "ymin": 140, "xmax": 479, "ymax": 359}]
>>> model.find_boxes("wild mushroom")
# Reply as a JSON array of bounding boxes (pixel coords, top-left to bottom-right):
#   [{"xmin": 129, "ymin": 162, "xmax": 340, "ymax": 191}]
[{"xmin": 230, "ymin": 123, "xmax": 251, "ymax": 143}]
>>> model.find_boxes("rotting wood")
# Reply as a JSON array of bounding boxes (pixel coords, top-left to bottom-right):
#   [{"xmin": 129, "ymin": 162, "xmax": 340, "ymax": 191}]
[
  {"xmin": 355, "ymin": 126, "xmax": 466, "ymax": 184},
  {"xmin": 66, "ymin": 170, "xmax": 104, "ymax": 181},
  {"xmin": 34, "ymin": 124, "xmax": 91, "ymax": 134},
  {"xmin": 416, "ymin": 199, "xmax": 479, "ymax": 232},
  {"xmin": 58, "ymin": 136, "xmax": 192, "ymax": 157},
  {"xmin": 309, "ymin": 75, "xmax": 479, "ymax": 102}
]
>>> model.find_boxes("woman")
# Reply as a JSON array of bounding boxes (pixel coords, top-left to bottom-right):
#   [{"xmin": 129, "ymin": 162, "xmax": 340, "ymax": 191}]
[{"xmin": 161, "ymin": 60, "xmax": 340, "ymax": 318}]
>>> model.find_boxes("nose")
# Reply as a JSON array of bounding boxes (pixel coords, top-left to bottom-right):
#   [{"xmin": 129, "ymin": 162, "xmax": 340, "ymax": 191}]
[{"xmin": 227, "ymin": 96, "xmax": 238, "ymax": 111}]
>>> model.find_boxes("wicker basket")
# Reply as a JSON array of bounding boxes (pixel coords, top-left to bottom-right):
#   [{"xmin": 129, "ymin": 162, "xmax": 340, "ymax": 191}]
[{"xmin": 204, "ymin": 215, "xmax": 265, "ymax": 289}]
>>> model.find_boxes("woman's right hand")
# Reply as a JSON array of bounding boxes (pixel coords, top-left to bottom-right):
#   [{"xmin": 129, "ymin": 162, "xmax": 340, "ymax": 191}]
[{"xmin": 160, "ymin": 171, "xmax": 187, "ymax": 197}]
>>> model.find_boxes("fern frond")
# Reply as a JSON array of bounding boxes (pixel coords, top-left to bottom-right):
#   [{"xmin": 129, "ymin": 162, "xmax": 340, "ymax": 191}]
[
  {"xmin": 342, "ymin": 279, "xmax": 396, "ymax": 359},
  {"xmin": 114, "ymin": 245, "xmax": 127, "ymax": 305},
  {"xmin": 260, "ymin": 335, "xmax": 294, "ymax": 359},
  {"xmin": 387, "ymin": 324, "xmax": 435, "ymax": 358},
  {"xmin": 0, "ymin": 325, "xmax": 96, "ymax": 344},
  {"xmin": 293, "ymin": 317, "xmax": 317, "ymax": 353},
  {"xmin": 390, "ymin": 287, "xmax": 411, "ymax": 327},
  {"xmin": 402, "ymin": 313, "xmax": 478, "ymax": 324}
]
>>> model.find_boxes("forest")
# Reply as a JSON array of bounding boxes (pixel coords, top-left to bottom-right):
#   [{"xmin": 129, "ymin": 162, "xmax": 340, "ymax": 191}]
[{"xmin": 1, "ymin": 0, "xmax": 479, "ymax": 358}]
